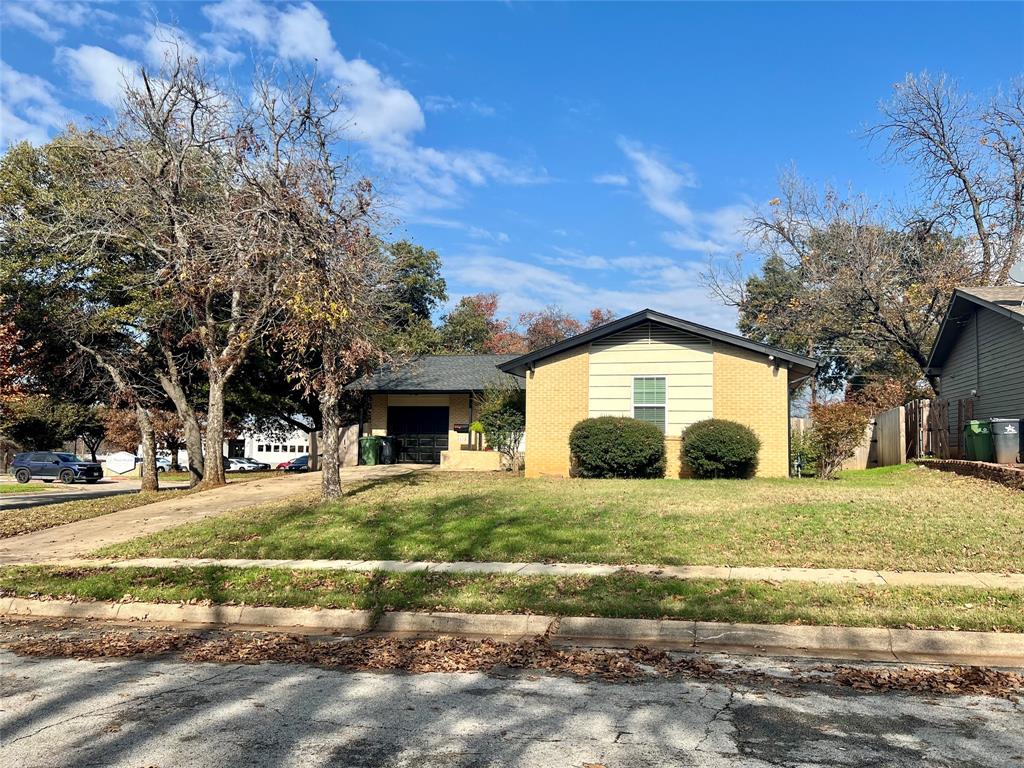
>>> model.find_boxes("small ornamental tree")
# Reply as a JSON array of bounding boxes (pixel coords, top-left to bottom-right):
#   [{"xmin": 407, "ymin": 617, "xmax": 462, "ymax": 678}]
[
  {"xmin": 681, "ymin": 419, "xmax": 761, "ymax": 479},
  {"xmin": 478, "ymin": 380, "xmax": 526, "ymax": 471},
  {"xmin": 569, "ymin": 417, "xmax": 666, "ymax": 479},
  {"xmin": 808, "ymin": 401, "xmax": 870, "ymax": 479}
]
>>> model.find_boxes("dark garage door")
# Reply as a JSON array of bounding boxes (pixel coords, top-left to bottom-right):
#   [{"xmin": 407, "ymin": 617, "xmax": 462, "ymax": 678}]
[{"xmin": 387, "ymin": 406, "xmax": 449, "ymax": 464}]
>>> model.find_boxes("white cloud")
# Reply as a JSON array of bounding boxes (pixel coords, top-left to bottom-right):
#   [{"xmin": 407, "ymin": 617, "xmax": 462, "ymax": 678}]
[
  {"xmin": 55, "ymin": 45, "xmax": 140, "ymax": 108},
  {"xmin": 616, "ymin": 137, "xmax": 752, "ymax": 256},
  {"xmin": 593, "ymin": 173, "xmax": 629, "ymax": 187},
  {"xmin": 0, "ymin": 61, "xmax": 70, "ymax": 145},
  {"xmin": 446, "ymin": 249, "xmax": 738, "ymax": 331},
  {"xmin": 122, "ymin": 22, "xmax": 243, "ymax": 70},
  {"xmin": 423, "ymin": 94, "xmax": 496, "ymax": 117},
  {"xmin": 0, "ymin": 1, "xmax": 106, "ymax": 43},
  {"xmin": 201, "ymin": 0, "xmax": 544, "ymax": 212}
]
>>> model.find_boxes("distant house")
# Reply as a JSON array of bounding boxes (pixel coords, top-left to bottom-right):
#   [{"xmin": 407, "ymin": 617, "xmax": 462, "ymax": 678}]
[
  {"xmin": 926, "ymin": 287, "xmax": 1024, "ymax": 454},
  {"xmin": 350, "ymin": 309, "xmax": 817, "ymax": 477}
]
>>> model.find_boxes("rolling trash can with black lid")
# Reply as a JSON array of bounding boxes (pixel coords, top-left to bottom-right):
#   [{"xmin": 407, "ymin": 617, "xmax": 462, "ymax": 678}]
[
  {"xmin": 358, "ymin": 436, "xmax": 382, "ymax": 466},
  {"xmin": 989, "ymin": 419, "xmax": 1021, "ymax": 464},
  {"xmin": 379, "ymin": 436, "xmax": 397, "ymax": 464}
]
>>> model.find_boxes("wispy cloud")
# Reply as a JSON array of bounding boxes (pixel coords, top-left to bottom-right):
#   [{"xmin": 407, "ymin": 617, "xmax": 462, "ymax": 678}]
[
  {"xmin": 616, "ymin": 137, "xmax": 752, "ymax": 256},
  {"xmin": 0, "ymin": 0, "xmax": 110, "ymax": 44},
  {"xmin": 55, "ymin": 45, "xmax": 139, "ymax": 108},
  {"xmin": 423, "ymin": 94, "xmax": 497, "ymax": 117},
  {"xmin": 201, "ymin": 0, "xmax": 545, "ymax": 212},
  {"xmin": 593, "ymin": 173, "xmax": 629, "ymax": 187},
  {"xmin": 0, "ymin": 61, "xmax": 71, "ymax": 145},
  {"xmin": 447, "ymin": 248, "xmax": 737, "ymax": 330}
]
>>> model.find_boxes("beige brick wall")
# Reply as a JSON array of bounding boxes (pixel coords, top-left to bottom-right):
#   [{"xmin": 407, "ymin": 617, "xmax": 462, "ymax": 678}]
[
  {"xmin": 524, "ymin": 347, "xmax": 590, "ymax": 477},
  {"xmin": 711, "ymin": 346, "xmax": 791, "ymax": 477}
]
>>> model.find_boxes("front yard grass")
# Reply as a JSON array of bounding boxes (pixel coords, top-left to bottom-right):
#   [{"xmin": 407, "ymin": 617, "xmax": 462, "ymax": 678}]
[
  {"xmin": 0, "ymin": 483, "xmax": 51, "ymax": 494},
  {"xmin": 2, "ymin": 565, "xmax": 1021, "ymax": 632},
  {"xmin": 160, "ymin": 470, "xmax": 283, "ymax": 484},
  {"xmin": 0, "ymin": 490, "xmax": 187, "ymax": 539},
  {"xmin": 99, "ymin": 465, "xmax": 1024, "ymax": 573}
]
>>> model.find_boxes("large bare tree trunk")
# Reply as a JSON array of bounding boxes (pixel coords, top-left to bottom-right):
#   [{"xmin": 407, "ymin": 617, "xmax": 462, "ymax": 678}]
[
  {"xmin": 320, "ymin": 393, "xmax": 342, "ymax": 501},
  {"xmin": 309, "ymin": 429, "xmax": 319, "ymax": 471},
  {"xmin": 157, "ymin": 370, "xmax": 205, "ymax": 487},
  {"xmin": 200, "ymin": 375, "xmax": 227, "ymax": 488},
  {"xmin": 137, "ymin": 407, "xmax": 159, "ymax": 492}
]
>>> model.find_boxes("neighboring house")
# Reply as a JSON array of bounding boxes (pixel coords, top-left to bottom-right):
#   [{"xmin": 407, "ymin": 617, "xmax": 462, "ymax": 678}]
[
  {"xmin": 926, "ymin": 286, "xmax": 1024, "ymax": 455},
  {"xmin": 350, "ymin": 309, "xmax": 816, "ymax": 478},
  {"xmin": 350, "ymin": 355, "xmax": 522, "ymax": 469}
]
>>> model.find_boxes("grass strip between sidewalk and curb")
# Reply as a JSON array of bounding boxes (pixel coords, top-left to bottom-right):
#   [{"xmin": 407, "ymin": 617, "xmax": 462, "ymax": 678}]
[
  {"xmin": 0, "ymin": 483, "xmax": 52, "ymax": 494},
  {"xmin": 3, "ymin": 565, "xmax": 1024, "ymax": 632}
]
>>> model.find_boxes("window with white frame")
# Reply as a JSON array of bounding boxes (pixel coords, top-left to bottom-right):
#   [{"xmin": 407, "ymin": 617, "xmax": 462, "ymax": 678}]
[{"xmin": 633, "ymin": 376, "xmax": 666, "ymax": 432}]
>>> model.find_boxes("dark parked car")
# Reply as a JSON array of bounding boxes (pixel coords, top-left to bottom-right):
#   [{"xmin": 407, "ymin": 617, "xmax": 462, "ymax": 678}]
[
  {"xmin": 280, "ymin": 455, "xmax": 309, "ymax": 472},
  {"xmin": 10, "ymin": 451, "xmax": 102, "ymax": 484},
  {"xmin": 243, "ymin": 457, "xmax": 271, "ymax": 471}
]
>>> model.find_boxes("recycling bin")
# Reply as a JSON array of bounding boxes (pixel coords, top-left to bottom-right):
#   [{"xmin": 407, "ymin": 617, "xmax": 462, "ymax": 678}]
[
  {"xmin": 359, "ymin": 436, "xmax": 382, "ymax": 466},
  {"xmin": 963, "ymin": 420, "xmax": 993, "ymax": 462},
  {"xmin": 989, "ymin": 418, "xmax": 1021, "ymax": 464},
  {"xmin": 379, "ymin": 436, "xmax": 397, "ymax": 465}
]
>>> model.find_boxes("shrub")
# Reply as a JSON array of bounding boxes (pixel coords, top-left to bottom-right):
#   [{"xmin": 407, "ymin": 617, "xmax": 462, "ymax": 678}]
[
  {"xmin": 807, "ymin": 401, "xmax": 870, "ymax": 480},
  {"xmin": 478, "ymin": 381, "xmax": 526, "ymax": 471},
  {"xmin": 569, "ymin": 417, "xmax": 666, "ymax": 478},
  {"xmin": 681, "ymin": 419, "xmax": 761, "ymax": 479}
]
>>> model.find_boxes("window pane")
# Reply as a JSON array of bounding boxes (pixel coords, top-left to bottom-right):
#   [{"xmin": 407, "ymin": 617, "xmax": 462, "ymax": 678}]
[
  {"xmin": 634, "ymin": 377, "xmax": 666, "ymax": 405},
  {"xmin": 633, "ymin": 406, "xmax": 666, "ymax": 432}
]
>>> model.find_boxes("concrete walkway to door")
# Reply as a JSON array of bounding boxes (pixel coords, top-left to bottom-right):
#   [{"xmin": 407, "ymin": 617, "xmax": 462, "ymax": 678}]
[{"xmin": 0, "ymin": 464, "xmax": 430, "ymax": 565}]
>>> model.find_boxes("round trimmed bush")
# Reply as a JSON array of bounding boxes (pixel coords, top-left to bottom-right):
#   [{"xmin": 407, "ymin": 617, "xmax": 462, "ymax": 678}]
[
  {"xmin": 681, "ymin": 419, "xmax": 761, "ymax": 479},
  {"xmin": 569, "ymin": 416, "xmax": 666, "ymax": 479}
]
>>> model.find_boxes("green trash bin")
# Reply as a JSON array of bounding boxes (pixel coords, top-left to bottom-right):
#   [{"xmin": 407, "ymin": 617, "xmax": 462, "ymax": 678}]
[
  {"xmin": 359, "ymin": 436, "xmax": 382, "ymax": 466},
  {"xmin": 963, "ymin": 420, "xmax": 994, "ymax": 462}
]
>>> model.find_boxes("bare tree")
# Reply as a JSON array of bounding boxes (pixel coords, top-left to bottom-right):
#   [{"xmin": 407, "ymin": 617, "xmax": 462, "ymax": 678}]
[{"xmin": 870, "ymin": 72, "xmax": 1024, "ymax": 283}]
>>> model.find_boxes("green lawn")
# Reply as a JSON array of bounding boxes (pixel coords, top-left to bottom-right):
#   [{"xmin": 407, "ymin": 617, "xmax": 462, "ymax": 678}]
[
  {"xmin": 2, "ymin": 565, "xmax": 1021, "ymax": 631},
  {"xmin": 0, "ymin": 483, "xmax": 51, "ymax": 494},
  {"xmin": 0, "ymin": 489, "xmax": 188, "ymax": 538},
  {"xmin": 99, "ymin": 465, "xmax": 1024, "ymax": 573}
]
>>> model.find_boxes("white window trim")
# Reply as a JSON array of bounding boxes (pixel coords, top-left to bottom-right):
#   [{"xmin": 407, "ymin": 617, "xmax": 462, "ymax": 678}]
[{"xmin": 631, "ymin": 375, "xmax": 667, "ymax": 432}]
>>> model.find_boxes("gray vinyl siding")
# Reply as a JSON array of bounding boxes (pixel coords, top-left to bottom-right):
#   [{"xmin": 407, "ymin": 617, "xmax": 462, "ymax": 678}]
[{"xmin": 938, "ymin": 306, "xmax": 1024, "ymax": 443}]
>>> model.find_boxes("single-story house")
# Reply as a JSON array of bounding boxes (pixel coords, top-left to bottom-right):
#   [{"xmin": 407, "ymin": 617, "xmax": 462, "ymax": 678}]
[
  {"xmin": 350, "ymin": 308, "xmax": 817, "ymax": 477},
  {"xmin": 926, "ymin": 286, "xmax": 1024, "ymax": 456}
]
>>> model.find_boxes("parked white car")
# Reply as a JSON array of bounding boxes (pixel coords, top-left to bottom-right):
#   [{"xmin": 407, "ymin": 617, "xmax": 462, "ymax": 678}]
[{"xmin": 226, "ymin": 457, "xmax": 259, "ymax": 472}]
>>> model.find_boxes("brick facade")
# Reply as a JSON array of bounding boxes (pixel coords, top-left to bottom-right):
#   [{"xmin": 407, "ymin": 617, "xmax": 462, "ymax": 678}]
[
  {"xmin": 523, "ymin": 341, "xmax": 793, "ymax": 479},
  {"xmin": 711, "ymin": 345, "xmax": 791, "ymax": 477},
  {"xmin": 524, "ymin": 347, "xmax": 590, "ymax": 478}
]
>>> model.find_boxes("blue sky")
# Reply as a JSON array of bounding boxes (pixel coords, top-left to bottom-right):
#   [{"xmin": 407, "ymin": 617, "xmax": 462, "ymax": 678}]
[{"xmin": 2, "ymin": 1, "xmax": 1022, "ymax": 331}]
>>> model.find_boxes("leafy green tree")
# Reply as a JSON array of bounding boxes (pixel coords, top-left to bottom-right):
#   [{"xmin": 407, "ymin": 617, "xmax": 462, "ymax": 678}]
[{"xmin": 478, "ymin": 379, "xmax": 526, "ymax": 471}]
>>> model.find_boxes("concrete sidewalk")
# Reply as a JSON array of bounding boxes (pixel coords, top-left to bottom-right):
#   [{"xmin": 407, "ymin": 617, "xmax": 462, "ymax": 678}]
[
  {"xmin": 35, "ymin": 555, "xmax": 1024, "ymax": 591},
  {"xmin": 0, "ymin": 465, "xmax": 429, "ymax": 565}
]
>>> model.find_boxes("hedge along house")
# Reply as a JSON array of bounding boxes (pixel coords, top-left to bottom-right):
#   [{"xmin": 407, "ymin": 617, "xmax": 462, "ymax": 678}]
[
  {"xmin": 926, "ymin": 287, "xmax": 1024, "ymax": 456},
  {"xmin": 497, "ymin": 309, "xmax": 817, "ymax": 479},
  {"xmin": 349, "ymin": 355, "xmax": 523, "ymax": 469}
]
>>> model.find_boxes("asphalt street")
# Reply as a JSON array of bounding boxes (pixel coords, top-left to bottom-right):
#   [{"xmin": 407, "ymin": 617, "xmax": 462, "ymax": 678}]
[{"xmin": 1, "ymin": 648, "xmax": 1019, "ymax": 767}]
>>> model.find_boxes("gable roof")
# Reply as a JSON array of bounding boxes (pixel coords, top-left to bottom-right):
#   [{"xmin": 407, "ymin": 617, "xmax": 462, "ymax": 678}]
[
  {"xmin": 927, "ymin": 286, "xmax": 1024, "ymax": 372},
  {"xmin": 347, "ymin": 354, "xmax": 522, "ymax": 394},
  {"xmin": 497, "ymin": 308, "xmax": 817, "ymax": 377}
]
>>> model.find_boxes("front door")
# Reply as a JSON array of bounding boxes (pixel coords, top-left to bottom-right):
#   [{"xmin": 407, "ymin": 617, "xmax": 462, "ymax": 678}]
[{"xmin": 386, "ymin": 406, "xmax": 449, "ymax": 464}]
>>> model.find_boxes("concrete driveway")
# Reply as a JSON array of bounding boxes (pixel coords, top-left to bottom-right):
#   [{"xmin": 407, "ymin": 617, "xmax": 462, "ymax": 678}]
[
  {"xmin": 0, "ymin": 464, "xmax": 430, "ymax": 565},
  {"xmin": 1, "ymin": 646, "xmax": 1018, "ymax": 768}
]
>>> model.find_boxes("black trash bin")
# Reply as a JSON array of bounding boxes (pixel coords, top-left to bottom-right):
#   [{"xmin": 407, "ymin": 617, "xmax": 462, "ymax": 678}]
[
  {"xmin": 990, "ymin": 419, "xmax": 1022, "ymax": 464},
  {"xmin": 379, "ymin": 436, "xmax": 397, "ymax": 465}
]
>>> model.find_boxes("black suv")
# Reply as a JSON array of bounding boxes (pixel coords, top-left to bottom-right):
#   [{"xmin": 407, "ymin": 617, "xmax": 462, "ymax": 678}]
[{"xmin": 10, "ymin": 452, "xmax": 103, "ymax": 484}]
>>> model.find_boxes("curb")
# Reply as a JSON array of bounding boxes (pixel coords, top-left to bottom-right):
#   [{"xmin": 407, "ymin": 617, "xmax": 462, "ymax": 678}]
[{"xmin": 3, "ymin": 597, "xmax": 1023, "ymax": 666}]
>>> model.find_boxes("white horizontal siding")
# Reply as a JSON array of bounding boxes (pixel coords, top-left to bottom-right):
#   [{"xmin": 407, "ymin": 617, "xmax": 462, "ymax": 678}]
[{"xmin": 588, "ymin": 323, "xmax": 713, "ymax": 435}]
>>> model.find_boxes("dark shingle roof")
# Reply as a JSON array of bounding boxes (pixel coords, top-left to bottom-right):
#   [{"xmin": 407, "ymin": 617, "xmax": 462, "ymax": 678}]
[
  {"xmin": 347, "ymin": 354, "xmax": 522, "ymax": 393},
  {"xmin": 957, "ymin": 286, "xmax": 1024, "ymax": 319}
]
